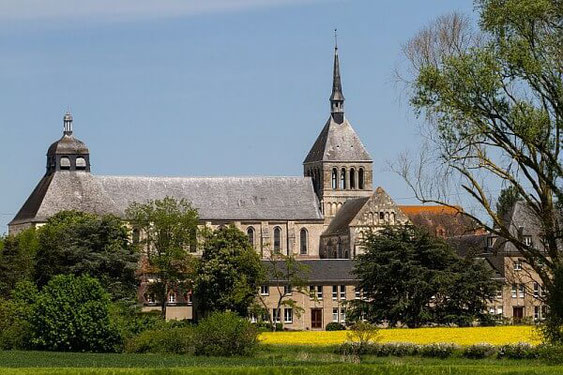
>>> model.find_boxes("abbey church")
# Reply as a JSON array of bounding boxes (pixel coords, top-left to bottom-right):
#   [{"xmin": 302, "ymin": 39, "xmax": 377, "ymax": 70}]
[{"xmin": 9, "ymin": 44, "xmax": 411, "ymax": 327}]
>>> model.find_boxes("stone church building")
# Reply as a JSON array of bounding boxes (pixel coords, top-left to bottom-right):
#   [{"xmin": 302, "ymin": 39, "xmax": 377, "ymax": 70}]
[{"xmin": 9, "ymin": 45, "xmax": 409, "ymax": 328}]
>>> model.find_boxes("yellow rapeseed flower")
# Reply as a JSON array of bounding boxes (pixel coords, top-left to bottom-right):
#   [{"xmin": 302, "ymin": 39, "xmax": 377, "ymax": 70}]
[{"xmin": 259, "ymin": 326, "xmax": 540, "ymax": 346}]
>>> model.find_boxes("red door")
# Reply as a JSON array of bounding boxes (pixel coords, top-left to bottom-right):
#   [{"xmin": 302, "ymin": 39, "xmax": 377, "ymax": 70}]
[{"xmin": 311, "ymin": 308, "xmax": 323, "ymax": 329}]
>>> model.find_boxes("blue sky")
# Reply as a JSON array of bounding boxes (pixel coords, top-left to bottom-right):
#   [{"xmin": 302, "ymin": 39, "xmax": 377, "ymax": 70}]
[{"xmin": 0, "ymin": 0, "xmax": 476, "ymax": 233}]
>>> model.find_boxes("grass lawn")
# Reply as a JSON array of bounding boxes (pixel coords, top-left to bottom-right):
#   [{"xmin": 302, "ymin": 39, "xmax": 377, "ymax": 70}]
[{"xmin": 259, "ymin": 326, "xmax": 541, "ymax": 346}]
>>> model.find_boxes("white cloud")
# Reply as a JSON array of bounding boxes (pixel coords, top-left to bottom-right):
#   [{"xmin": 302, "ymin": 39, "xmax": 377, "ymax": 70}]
[{"xmin": 0, "ymin": 0, "xmax": 319, "ymax": 21}]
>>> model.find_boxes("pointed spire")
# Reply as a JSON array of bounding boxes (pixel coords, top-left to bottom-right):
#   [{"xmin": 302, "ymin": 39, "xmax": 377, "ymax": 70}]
[
  {"xmin": 63, "ymin": 111, "xmax": 73, "ymax": 135},
  {"xmin": 330, "ymin": 29, "xmax": 344, "ymax": 123}
]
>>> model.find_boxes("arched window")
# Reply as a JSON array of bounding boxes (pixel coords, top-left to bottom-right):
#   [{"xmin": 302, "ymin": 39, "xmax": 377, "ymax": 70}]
[
  {"xmin": 358, "ymin": 168, "xmax": 365, "ymax": 189},
  {"xmin": 340, "ymin": 168, "xmax": 346, "ymax": 189},
  {"xmin": 76, "ymin": 157, "xmax": 86, "ymax": 169},
  {"xmin": 350, "ymin": 168, "xmax": 356, "ymax": 189},
  {"xmin": 60, "ymin": 156, "xmax": 71, "ymax": 170},
  {"xmin": 273, "ymin": 226, "xmax": 281, "ymax": 253},
  {"xmin": 247, "ymin": 227, "xmax": 255, "ymax": 247},
  {"xmin": 390, "ymin": 212, "xmax": 396, "ymax": 224},
  {"xmin": 331, "ymin": 168, "xmax": 338, "ymax": 189},
  {"xmin": 300, "ymin": 228, "xmax": 308, "ymax": 255}
]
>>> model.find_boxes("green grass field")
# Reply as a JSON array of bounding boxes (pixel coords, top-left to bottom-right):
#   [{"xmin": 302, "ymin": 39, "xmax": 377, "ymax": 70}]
[{"xmin": 1, "ymin": 347, "xmax": 563, "ymax": 375}]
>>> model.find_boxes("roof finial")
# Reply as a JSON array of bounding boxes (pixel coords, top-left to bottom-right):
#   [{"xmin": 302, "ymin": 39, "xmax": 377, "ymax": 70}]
[
  {"xmin": 63, "ymin": 110, "xmax": 73, "ymax": 135},
  {"xmin": 334, "ymin": 28, "xmax": 338, "ymax": 50}
]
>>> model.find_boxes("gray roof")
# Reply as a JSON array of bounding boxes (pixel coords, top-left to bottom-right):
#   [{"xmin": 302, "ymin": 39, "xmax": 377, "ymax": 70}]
[
  {"xmin": 323, "ymin": 197, "xmax": 369, "ymax": 236},
  {"xmin": 10, "ymin": 172, "xmax": 324, "ymax": 225},
  {"xmin": 263, "ymin": 259, "xmax": 357, "ymax": 283},
  {"xmin": 303, "ymin": 116, "xmax": 372, "ymax": 163},
  {"xmin": 47, "ymin": 134, "xmax": 89, "ymax": 155}
]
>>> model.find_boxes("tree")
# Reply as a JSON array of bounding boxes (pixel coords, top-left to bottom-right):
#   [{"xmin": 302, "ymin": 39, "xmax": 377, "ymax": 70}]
[
  {"xmin": 496, "ymin": 186, "xmax": 522, "ymax": 219},
  {"xmin": 349, "ymin": 226, "xmax": 498, "ymax": 327},
  {"xmin": 193, "ymin": 225, "xmax": 263, "ymax": 319},
  {"xmin": 35, "ymin": 211, "xmax": 139, "ymax": 302},
  {"xmin": 396, "ymin": 2, "xmax": 562, "ymax": 339},
  {"xmin": 0, "ymin": 228, "xmax": 39, "ymax": 299},
  {"xmin": 126, "ymin": 197, "xmax": 199, "ymax": 320},
  {"xmin": 257, "ymin": 253, "xmax": 310, "ymax": 331},
  {"xmin": 30, "ymin": 274, "xmax": 120, "ymax": 352}
]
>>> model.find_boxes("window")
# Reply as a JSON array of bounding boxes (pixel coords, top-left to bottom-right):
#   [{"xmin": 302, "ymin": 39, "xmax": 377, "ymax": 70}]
[
  {"xmin": 534, "ymin": 306, "xmax": 540, "ymax": 321},
  {"xmin": 355, "ymin": 287, "xmax": 361, "ymax": 299},
  {"xmin": 534, "ymin": 282, "xmax": 540, "ymax": 298},
  {"xmin": 332, "ymin": 285, "xmax": 338, "ymax": 300},
  {"xmin": 75, "ymin": 157, "xmax": 87, "ymax": 169},
  {"xmin": 358, "ymin": 168, "xmax": 365, "ymax": 189},
  {"xmin": 284, "ymin": 308, "xmax": 293, "ymax": 323},
  {"xmin": 511, "ymin": 284, "xmax": 517, "ymax": 298},
  {"xmin": 185, "ymin": 292, "xmax": 193, "ymax": 305},
  {"xmin": 300, "ymin": 228, "xmax": 308, "ymax": 255},
  {"xmin": 168, "ymin": 293, "xmax": 176, "ymax": 304},
  {"xmin": 273, "ymin": 227, "xmax": 281, "ymax": 253},
  {"xmin": 379, "ymin": 212, "xmax": 385, "ymax": 221},
  {"xmin": 340, "ymin": 308, "xmax": 346, "ymax": 323},
  {"xmin": 514, "ymin": 260, "xmax": 522, "ymax": 271},
  {"xmin": 272, "ymin": 309, "xmax": 280, "ymax": 323},
  {"xmin": 284, "ymin": 285, "xmax": 292, "ymax": 295},
  {"xmin": 523, "ymin": 235, "xmax": 532, "ymax": 247},
  {"xmin": 332, "ymin": 308, "xmax": 339, "ymax": 322},
  {"xmin": 331, "ymin": 168, "xmax": 338, "ymax": 189},
  {"xmin": 340, "ymin": 168, "xmax": 346, "ymax": 189},
  {"xmin": 310, "ymin": 285, "xmax": 322, "ymax": 299},
  {"xmin": 496, "ymin": 288, "xmax": 503, "ymax": 299},
  {"xmin": 250, "ymin": 314, "xmax": 257, "ymax": 323},
  {"xmin": 340, "ymin": 285, "xmax": 346, "ymax": 300},
  {"xmin": 519, "ymin": 284, "xmax": 525, "ymax": 298},
  {"xmin": 144, "ymin": 293, "xmax": 155, "ymax": 304},
  {"xmin": 350, "ymin": 168, "xmax": 356, "ymax": 189},
  {"xmin": 60, "ymin": 156, "xmax": 71, "ymax": 170},
  {"xmin": 260, "ymin": 285, "xmax": 269, "ymax": 296},
  {"xmin": 487, "ymin": 236, "xmax": 495, "ymax": 248},
  {"xmin": 497, "ymin": 306, "xmax": 503, "ymax": 315},
  {"xmin": 247, "ymin": 227, "xmax": 255, "ymax": 247}
]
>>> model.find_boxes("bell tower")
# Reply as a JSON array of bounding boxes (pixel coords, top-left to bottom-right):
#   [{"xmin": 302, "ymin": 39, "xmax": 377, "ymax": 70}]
[
  {"xmin": 46, "ymin": 112, "xmax": 91, "ymax": 174},
  {"xmin": 303, "ymin": 36, "xmax": 373, "ymax": 223}
]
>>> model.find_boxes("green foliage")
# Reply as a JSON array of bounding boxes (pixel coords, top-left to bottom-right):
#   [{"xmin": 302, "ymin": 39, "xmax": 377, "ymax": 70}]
[
  {"xmin": 194, "ymin": 225, "xmax": 263, "ymax": 318},
  {"xmin": 325, "ymin": 322, "xmax": 346, "ymax": 331},
  {"xmin": 194, "ymin": 311, "xmax": 259, "ymax": 357},
  {"xmin": 337, "ymin": 342, "xmax": 419, "ymax": 357},
  {"xmin": 350, "ymin": 226, "xmax": 498, "ymax": 327},
  {"xmin": 0, "ymin": 228, "xmax": 39, "ymax": 299},
  {"xmin": 346, "ymin": 321, "xmax": 380, "ymax": 345},
  {"xmin": 35, "ymin": 211, "xmax": 139, "ymax": 302},
  {"xmin": 29, "ymin": 274, "xmax": 121, "ymax": 352},
  {"xmin": 126, "ymin": 197, "xmax": 199, "ymax": 319},
  {"xmin": 497, "ymin": 343, "xmax": 538, "ymax": 359},
  {"xmin": 496, "ymin": 187, "xmax": 521, "ymax": 220},
  {"xmin": 125, "ymin": 326, "xmax": 195, "ymax": 354},
  {"xmin": 537, "ymin": 345, "xmax": 563, "ymax": 364},
  {"xmin": 0, "ymin": 281, "xmax": 39, "ymax": 350},
  {"xmin": 462, "ymin": 344, "xmax": 497, "ymax": 359},
  {"xmin": 419, "ymin": 343, "xmax": 458, "ymax": 359}
]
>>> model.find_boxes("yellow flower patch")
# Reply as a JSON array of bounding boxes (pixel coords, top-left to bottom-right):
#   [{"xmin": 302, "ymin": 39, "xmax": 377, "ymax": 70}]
[{"xmin": 259, "ymin": 326, "xmax": 541, "ymax": 346}]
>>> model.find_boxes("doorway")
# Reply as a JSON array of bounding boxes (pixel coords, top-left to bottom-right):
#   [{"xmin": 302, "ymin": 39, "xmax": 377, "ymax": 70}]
[
  {"xmin": 513, "ymin": 306, "xmax": 524, "ymax": 322},
  {"xmin": 311, "ymin": 308, "xmax": 323, "ymax": 329}
]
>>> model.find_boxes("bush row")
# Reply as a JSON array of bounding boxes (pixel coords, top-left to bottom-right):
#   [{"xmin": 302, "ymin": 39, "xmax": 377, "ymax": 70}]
[{"xmin": 336, "ymin": 342, "xmax": 563, "ymax": 362}]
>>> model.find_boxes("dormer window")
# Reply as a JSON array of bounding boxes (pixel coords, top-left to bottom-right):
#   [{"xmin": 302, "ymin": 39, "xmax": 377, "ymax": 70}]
[{"xmin": 60, "ymin": 157, "xmax": 71, "ymax": 170}]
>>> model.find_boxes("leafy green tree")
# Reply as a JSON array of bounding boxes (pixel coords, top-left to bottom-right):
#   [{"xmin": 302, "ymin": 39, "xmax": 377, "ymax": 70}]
[
  {"xmin": 350, "ymin": 226, "xmax": 498, "ymax": 327},
  {"xmin": 194, "ymin": 225, "xmax": 263, "ymax": 318},
  {"xmin": 496, "ymin": 186, "xmax": 522, "ymax": 220},
  {"xmin": 30, "ymin": 274, "xmax": 120, "ymax": 352},
  {"xmin": 257, "ymin": 253, "xmax": 310, "ymax": 331},
  {"xmin": 0, "ymin": 281, "xmax": 38, "ymax": 350},
  {"xmin": 397, "ymin": 1, "xmax": 562, "ymax": 340},
  {"xmin": 0, "ymin": 228, "xmax": 39, "ymax": 299},
  {"xmin": 126, "ymin": 197, "xmax": 199, "ymax": 319},
  {"xmin": 35, "ymin": 211, "xmax": 139, "ymax": 302}
]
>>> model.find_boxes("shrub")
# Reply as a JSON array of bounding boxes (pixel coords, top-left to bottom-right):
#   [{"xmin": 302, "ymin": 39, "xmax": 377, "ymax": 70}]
[
  {"xmin": 463, "ymin": 343, "xmax": 497, "ymax": 359},
  {"xmin": 336, "ymin": 342, "xmax": 419, "ymax": 357},
  {"xmin": 326, "ymin": 322, "xmax": 346, "ymax": 331},
  {"xmin": 537, "ymin": 345, "xmax": 563, "ymax": 364},
  {"xmin": 497, "ymin": 342, "xmax": 538, "ymax": 359},
  {"xmin": 346, "ymin": 321, "xmax": 379, "ymax": 345},
  {"xmin": 194, "ymin": 311, "xmax": 258, "ymax": 357},
  {"xmin": 419, "ymin": 343, "xmax": 458, "ymax": 358},
  {"xmin": 29, "ymin": 274, "xmax": 121, "ymax": 352},
  {"xmin": 125, "ymin": 326, "xmax": 194, "ymax": 354}
]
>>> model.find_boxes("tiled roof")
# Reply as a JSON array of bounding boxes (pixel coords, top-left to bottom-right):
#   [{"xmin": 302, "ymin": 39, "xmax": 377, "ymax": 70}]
[
  {"xmin": 303, "ymin": 116, "xmax": 372, "ymax": 163},
  {"xmin": 10, "ymin": 172, "xmax": 324, "ymax": 225},
  {"xmin": 398, "ymin": 205, "xmax": 462, "ymax": 215}
]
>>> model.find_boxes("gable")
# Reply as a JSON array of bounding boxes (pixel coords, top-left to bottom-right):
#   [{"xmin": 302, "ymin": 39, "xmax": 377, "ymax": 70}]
[{"xmin": 349, "ymin": 187, "xmax": 410, "ymax": 228}]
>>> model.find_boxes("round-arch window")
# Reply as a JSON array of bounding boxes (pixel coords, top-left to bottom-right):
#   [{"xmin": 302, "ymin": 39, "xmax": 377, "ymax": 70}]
[
  {"xmin": 300, "ymin": 228, "xmax": 308, "ymax": 255},
  {"xmin": 358, "ymin": 168, "xmax": 365, "ymax": 189},
  {"xmin": 273, "ymin": 227, "xmax": 281, "ymax": 253},
  {"xmin": 60, "ymin": 157, "xmax": 71, "ymax": 169},
  {"xmin": 331, "ymin": 168, "xmax": 338, "ymax": 189},
  {"xmin": 247, "ymin": 227, "xmax": 255, "ymax": 247},
  {"xmin": 350, "ymin": 168, "xmax": 356, "ymax": 189},
  {"xmin": 76, "ymin": 157, "xmax": 86, "ymax": 169},
  {"xmin": 340, "ymin": 168, "xmax": 346, "ymax": 189}
]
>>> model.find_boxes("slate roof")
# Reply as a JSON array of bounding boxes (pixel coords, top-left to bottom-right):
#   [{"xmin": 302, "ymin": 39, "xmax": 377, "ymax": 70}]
[
  {"xmin": 323, "ymin": 197, "xmax": 369, "ymax": 236},
  {"xmin": 10, "ymin": 172, "xmax": 324, "ymax": 225},
  {"xmin": 263, "ymin": 259, "xmax": 357, "ymax": 283},
  {"xmin": 47, "ymin": 134, "xmax": 89, "ymax": 155},
  {"xmin": 303, "ymin": 116, "xmax": 372, "ymax": 163}
]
